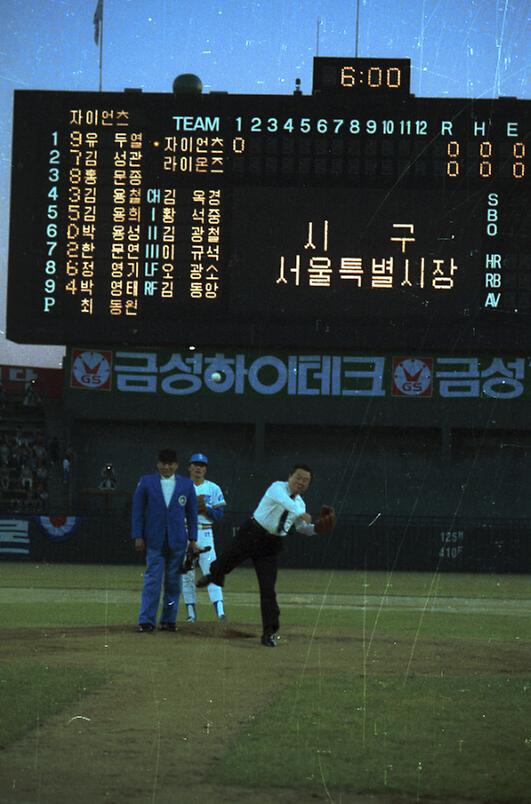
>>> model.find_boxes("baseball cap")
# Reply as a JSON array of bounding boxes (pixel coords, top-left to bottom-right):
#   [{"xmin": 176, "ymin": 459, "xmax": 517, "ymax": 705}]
[{"xmin": 189, "ymin": 453, "xmax": 208, "ymax": 465}]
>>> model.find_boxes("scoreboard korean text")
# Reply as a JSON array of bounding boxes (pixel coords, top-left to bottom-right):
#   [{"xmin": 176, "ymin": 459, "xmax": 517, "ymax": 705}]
[{"xmin": 7, "ymin": 57, "xmax": 530, "ymax": 350}]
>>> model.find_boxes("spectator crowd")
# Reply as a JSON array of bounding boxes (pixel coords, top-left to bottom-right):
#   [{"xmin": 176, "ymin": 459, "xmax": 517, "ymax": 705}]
[{"xmin": 0, "ymin": 428, "xmax": 60, "ymax": 513}]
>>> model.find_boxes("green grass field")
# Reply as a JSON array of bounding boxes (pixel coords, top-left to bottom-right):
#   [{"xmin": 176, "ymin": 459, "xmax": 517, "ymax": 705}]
[{"xmin": 0, "ymin": 562, "xmax": 530, "ymax": 803}]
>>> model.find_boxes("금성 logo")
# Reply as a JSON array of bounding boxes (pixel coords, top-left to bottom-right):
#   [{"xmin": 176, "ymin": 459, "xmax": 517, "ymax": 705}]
[
  {"xmin": 392, "ymin": 357, "xmax": 433, "ymax": 397},
  {"xmin": 70, "ymin": 349, "xmax": 113, "ymax": 391}
]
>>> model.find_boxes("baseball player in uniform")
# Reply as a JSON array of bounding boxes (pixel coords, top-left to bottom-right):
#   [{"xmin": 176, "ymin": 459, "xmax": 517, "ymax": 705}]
[{"xmin": 182, "ymin": 453, "xmax": 226, "ymax": 621}]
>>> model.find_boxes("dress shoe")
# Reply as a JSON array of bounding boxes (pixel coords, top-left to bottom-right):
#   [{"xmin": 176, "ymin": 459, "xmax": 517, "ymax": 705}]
[
  {"xmin": 138, "ymin": 623, "xmax": 155, "ymax": 633},
  {"xmin": 261, "ymin": 634, "xmax": 277, "ymax": 647},
  {"xmin": 158, "ymin": 622, "xmax": 176, "ymax": 631}
]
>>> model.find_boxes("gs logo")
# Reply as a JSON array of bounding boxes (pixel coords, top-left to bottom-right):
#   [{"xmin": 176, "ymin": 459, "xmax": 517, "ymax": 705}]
[
  {"xmin": 71, "ymin": 350, "xmax": 112, "ymax": 391},
  {"xmin": 392, "ymin": 357, "xmax": 433, "ymax": 397}
]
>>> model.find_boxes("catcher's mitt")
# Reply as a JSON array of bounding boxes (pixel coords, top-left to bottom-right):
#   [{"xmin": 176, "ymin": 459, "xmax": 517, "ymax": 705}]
[
  {"xmin": 180, "ymin": 545, "xmax": 211, "ymax": 573},
  {"xmin": 314, "ymin": 505, "xmax": 336, "ymax": 535}
]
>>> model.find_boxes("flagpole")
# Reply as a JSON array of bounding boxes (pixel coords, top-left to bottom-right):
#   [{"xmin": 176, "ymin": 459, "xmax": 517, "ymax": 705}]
[
  {"xmin": 355, "ymin": 0, "xmax": 360, "ymax": 57},
  {"xmin": 94, "ymin": 0, "xmax": 104, "ymax": 91},
  {"xmin": 98, "ymin": 1, "xmax": 104, "ymax": 91}
]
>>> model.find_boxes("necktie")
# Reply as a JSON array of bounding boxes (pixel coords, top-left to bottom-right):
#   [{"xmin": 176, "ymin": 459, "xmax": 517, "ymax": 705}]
[{"xmin": 277, "ymin": 494, "xmax": 296, "ymax": 534}]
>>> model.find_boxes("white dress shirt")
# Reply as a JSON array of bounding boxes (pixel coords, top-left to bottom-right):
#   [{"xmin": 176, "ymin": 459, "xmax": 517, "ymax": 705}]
[
  {"xmin": 253, "ymin": 481, "xmax": 315, "ymax": 537},
  {"xmin": 160, "ymin": 475, "xmax": 176, "ymax": 507}
]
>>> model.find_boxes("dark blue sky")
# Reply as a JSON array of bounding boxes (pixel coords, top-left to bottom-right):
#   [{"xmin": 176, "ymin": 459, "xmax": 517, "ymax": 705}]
[{"xmin": 1, "ymin": 0, "xmax": 529, "ymax": 366}]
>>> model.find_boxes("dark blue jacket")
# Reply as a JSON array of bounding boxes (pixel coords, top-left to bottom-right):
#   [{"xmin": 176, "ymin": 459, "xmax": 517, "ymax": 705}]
[{"xmin": 131, "ymin": 473, "xmax": 198, "ymax": 550}]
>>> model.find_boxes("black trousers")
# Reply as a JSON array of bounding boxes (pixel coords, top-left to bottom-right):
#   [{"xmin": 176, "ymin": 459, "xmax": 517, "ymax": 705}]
[{"xmin": 209, "ymin": 518, "xmax": 283, "ymax": 636}]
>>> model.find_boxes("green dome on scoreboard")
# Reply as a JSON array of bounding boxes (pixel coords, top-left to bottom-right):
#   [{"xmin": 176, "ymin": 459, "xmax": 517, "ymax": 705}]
[{"xmin": 172, "ymin": 73, "xmax": 203, "ymax": 94}]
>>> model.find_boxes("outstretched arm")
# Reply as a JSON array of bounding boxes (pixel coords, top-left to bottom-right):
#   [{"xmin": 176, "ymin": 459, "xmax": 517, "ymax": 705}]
[{"xmin": 295, "ymin": 506, "xmax": 336, "ymax": 536}]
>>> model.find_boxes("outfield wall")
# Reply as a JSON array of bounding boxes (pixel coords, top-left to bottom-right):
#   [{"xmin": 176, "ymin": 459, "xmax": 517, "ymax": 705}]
[
  {"xmin": 62, "ymin": 347, "xmax": 531, "ymax": 523},
  {"xmin": 66, "ymin": 419, "xmax": 529, "ymax": 522},
  {"xmin": 3, "ymin": 513, "xmax": 530, "ymax": 574}
]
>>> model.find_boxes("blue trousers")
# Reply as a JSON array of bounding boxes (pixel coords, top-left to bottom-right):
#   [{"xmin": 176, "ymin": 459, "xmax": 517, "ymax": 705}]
[{"xmin": 138, "ymin": 543, "xmax": 186, "ymax": 626}]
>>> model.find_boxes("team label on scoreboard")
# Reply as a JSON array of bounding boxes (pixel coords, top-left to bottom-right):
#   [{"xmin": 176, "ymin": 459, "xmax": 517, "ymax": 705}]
[{"xmin": 6, "ymin": 56, "xmax": 530, "ymax": 349}]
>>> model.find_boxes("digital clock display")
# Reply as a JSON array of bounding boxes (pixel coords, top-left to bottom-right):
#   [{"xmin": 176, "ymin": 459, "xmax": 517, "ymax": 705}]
[
  {"xmin": 6, "ymin": 57, "xmax": 530, "ymax": 351},
  {"xmin": 312, "ymin": 57, "xmax": 412, "ymax": 95}
]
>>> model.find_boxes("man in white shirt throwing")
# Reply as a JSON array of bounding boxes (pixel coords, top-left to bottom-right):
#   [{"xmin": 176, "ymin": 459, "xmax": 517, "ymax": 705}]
[
  {"xmin": 182, "ymin": 452, "xmax": 227, "ymax": 622},
  {"xmin": 197, "ymin": 464, "xmax": 336, "ymax": 647}
]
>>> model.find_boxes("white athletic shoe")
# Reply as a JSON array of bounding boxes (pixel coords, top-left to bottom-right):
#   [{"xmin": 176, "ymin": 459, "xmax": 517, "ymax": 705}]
[{"xmin": 186, "ymin": 616, "xmax": 196, "ymax": 623}]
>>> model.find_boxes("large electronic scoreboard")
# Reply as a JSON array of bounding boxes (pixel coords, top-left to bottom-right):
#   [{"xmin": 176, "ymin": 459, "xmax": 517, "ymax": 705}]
[{"xmin": 6, "ymin": 57, "xmax": 530, "ymax": 350}]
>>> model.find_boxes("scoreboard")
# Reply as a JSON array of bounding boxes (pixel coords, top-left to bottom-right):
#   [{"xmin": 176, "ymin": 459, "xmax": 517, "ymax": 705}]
[{"xmin": 6, "ymin": 57, "xmax": 530, "ymax": 350}]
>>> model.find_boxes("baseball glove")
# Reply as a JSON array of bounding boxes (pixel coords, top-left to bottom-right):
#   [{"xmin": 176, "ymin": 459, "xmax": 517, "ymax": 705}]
[
  {"xmin": 196, "ymin": 494, "xmax": 207, "ymax": 514},
  {"xmin": 314, "ymin": 505, "xmax": 336, "ymax": 534},
  {"xmin": 180, "ymin": 545, "xmax": 211, "ymax": 573}
]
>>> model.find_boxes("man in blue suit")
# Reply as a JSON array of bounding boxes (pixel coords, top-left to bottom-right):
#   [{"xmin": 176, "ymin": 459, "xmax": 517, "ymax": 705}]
[{"xmin": 132, "ymin": 448, "xmax": 199, "ymax": 632}]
